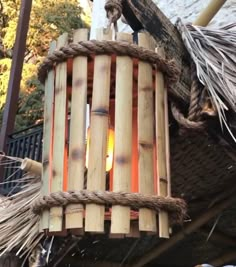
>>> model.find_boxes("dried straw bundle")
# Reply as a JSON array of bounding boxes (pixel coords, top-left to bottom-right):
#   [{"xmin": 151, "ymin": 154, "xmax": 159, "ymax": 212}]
[
  {"xmin": 177, "ymin": 19, "xmax": 236, "ymax": 140},
  {"xmin": 0, "ymin": 175, "xmax": 43, "ymax": 258}
]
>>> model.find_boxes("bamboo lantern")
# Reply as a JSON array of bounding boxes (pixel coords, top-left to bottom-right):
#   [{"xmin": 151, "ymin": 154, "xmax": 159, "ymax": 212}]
[{"xmin": 37, "ymin": 27, "xmax": 182, "ymax": 237}]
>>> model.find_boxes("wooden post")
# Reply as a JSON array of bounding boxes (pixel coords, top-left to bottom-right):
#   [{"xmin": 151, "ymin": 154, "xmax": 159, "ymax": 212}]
[
  {"xmin": 85, "ymin": 28, "xmax": 112, "ymax": 232},
  {"xmin": 155, "ymin": 47, "xmax": 169, "ymax": 238},
  {"xmin": 65, "ymin": 29, "xmax": 88, "ymax": 229},
  {"xmin": 41, "ymin": 41, "xmax": 56, "ymax": 230},
  {"xmin": 210, "ymin": 250, "xmax": 236, "ymax": 267},
  {"xmin": 111, "ymin": 32, "xmax": 133, "ymax": 234},
  {"xmin": 137, "ymin": 32, "xmax": 156, "ymax": 232},
  {"xmin": 131, "ymin": 192, "xmax": 236, "ymax": 267},
  {"xmin": 194, "ymin": 0, "xmax": 227, "ymax": 26},
  {"xmin": 49, "ymin": 33, "xmax": 68, "ymax": 232}
]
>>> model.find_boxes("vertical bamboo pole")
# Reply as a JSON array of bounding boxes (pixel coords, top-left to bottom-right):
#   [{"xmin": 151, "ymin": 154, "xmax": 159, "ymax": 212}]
[
  {"xmin": 85, "ymin": 28, "xmax": 112, "ymax": 232},
  {"xmin": 41, "ymin": 41, "xmax": 56, "ymax": 231},
  {"xmin": 65, "ymin": 29, "xmax": 88, "ymax": 229},
  {"xmin": 155, "ymin": 47, "xmax": 169, "ymax": 238},
  {"xmin": 49, "ymin": 33, "xmax": 68, "ymax": 232},
  {"xmin": 111, "ymin": 32, "xmax": 133, "ymax": 234},
  {"xmin": 138, "ymin": 32, "xmax": 156, "ymax": 232}
]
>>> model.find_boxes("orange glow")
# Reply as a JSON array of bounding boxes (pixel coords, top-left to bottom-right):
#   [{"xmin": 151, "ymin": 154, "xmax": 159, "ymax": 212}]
[{"xmin": 86, "ymin": 127, "xmax": 115, "ymax": 172}]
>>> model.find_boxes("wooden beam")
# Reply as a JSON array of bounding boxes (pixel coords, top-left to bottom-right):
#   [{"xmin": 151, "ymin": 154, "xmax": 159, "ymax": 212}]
[
  {"xmin": 210, "ymin": 250, "xmax": 236, "ymax": 267},
  {"xmin": 200, "ymin": 228, "xmax": 236, "ymax": 247},
  {"xmin": 123, "ymin": 0, "xmax": 191, "ymax": 104},
  {"xmin": 59, "ymin": 258, "xmax": 130, "ymax": 267},
  {"xmin": 131, "ymin": 192, "xmax": 236, "ymax": 267}
]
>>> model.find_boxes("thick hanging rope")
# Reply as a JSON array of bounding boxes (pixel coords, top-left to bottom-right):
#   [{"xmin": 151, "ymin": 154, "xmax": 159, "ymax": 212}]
[
  {"xmin": 105, "ymin": 0, "xmax": 123, "ymax": 27},
  {"xmin": 31, "ymin": 190, "xmax": 187, "ymax": 224},
  {"xmin": 171, "ymin": 63, "xmax": 207, "ymax": 130},
  {"xmin": 38, "ymin": 40, "xmax": 179, "ymax": 86}
]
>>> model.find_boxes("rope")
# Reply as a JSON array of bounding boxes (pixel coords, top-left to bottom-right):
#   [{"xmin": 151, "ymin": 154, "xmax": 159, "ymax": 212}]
[
  {"xmin": 105, "ymin": 0, "xmax": 123, "ymax": 26},
  {"xmin": 171, "ymin": 63, "xmax": 207, "ymax": 130},
  {"xmin": 171, "ymin": 102, "xmax": 206, "ymax": 130},
  {"xmin": 37, "ymin": 40, "xmax": 179, "ymax": 86},
  {"xmin": 31, "ymin": 190, "xmax": 187, "ymax": 224},
  {"xmin": 188, "ymin": 63, "xmax": 203, "ymax": 121}
]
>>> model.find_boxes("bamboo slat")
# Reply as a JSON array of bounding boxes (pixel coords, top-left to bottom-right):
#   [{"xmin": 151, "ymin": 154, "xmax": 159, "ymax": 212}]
[
  {"xmin": 111, "ymin": 32, "xmax": 133, "ymax": 234},
  {"xmin": 85, "ymin": 28, "xmax": 112, "ymax": 232},
  {"xmin": 155, "ymin": 47, "xmax": 169, "ymax": 238},
  {"xmin": 164, "ymin": 82, "xmax": 171, "ymax": 197},
  {"xmin": 138, "ymin": 32, "xmax": 156, "ymax": 232},
  {"xmin": 41, "ymin": 41, "xmax": 56, "ymax": 231},
  {"xmin": 49, "ymin": 33, "xmax": 68, "ymax": 232},
  {"xmin": 65, "ymin": 29, "xmax": 88, "ymax": 229}
]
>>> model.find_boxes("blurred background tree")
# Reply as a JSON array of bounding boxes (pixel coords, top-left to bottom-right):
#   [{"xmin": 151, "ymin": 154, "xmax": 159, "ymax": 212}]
[{"xmin": 0, "ymin": 0, "xmax": 91, "ymax": 131}]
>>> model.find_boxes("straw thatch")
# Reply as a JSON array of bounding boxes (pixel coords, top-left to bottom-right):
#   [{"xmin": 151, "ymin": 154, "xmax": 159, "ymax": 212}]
[
  {"xmin": 177, "ymin": 19, "xmax": 236, "ymax": 140},
  {"xmin": 0, "ymin": 174, "xmax": 43, "ymax": 258}
]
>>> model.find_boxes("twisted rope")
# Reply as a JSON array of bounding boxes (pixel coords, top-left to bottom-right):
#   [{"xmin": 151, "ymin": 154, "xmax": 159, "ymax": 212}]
[
  {"xmin": 38, "ymin": 40, "xmax": 179, "ymax": 86},
  {"xmin": 171, "ymin": 102, "xmax": 206, "ymax": 130},
  {"xmin": 188, "ymin": 63, "xmax": 203, "ymax": 121},
  {"xmin": 171, "ymin": 64, "xmax": 206, "ymax": 130},
  {"xmin": 31, "ymin": 190, "xmax": 187, "ymax": 224},
  {"xmin": 105, "ymin": 0, "xmax": 122, "ymax": 25}
]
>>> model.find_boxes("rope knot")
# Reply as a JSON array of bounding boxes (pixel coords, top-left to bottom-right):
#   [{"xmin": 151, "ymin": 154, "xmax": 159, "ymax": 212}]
[{"xmin": 105, "ymin": 0, "xmax": 123, "ymax": 25}]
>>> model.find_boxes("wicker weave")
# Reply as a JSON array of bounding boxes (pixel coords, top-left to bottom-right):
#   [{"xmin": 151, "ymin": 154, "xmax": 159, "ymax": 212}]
[{"xmin": 170, "ymin": 134, "xmax": 236, "ymax": 202}]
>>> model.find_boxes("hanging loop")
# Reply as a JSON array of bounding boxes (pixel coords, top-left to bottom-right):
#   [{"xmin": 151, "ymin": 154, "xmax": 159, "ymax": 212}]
[{"xmin": 105, "ymin": 0, "xmax": 123, "ymax": 30}]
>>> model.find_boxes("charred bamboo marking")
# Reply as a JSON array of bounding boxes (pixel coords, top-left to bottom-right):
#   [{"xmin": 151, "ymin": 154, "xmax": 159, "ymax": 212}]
[
  {"xmin": 100, "ymin": 64, "xmax": 110, "ymax": 73},
  {"xmin": 52, "ymin": 169, "xmax": 57, "ymax": 177},
  {"xmin": 43, "ymin": 159, "xmax": 49, "ymax": 166},
  {"xmin": 55, "ymin": 87, "xmax": 63, "ymax": 94},
  {"xmin": 115, "ymin": 156, "xmax": 131, "ymax": 165},
  {"xmin": 159, "ymin": 177, "xmax": 168, "ymax": 183},
  {"xmin": 71, "ymin": 148, "xmax": 84, "ymax": 161},
  {"xmin": 140, "ymin": 86, "xmax": 153, "ymax": 92},
  {"xmin": 91, "ymin": 108, "xmax": 109, "ymax": 116},
  {"xmin": 138, "ymin": 141, "xmax": 154, "ymax": 150},
  {"xmin": 73, "ymin": 78, "xmax": 85, "ymax": 88}
]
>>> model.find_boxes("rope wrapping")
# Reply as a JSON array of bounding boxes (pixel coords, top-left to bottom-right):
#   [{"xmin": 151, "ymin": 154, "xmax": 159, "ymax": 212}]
[
  {"xmin": 38, "ymin": 40, "xmax": 179, "ymax": 86},
  {"xmin": 31, "ymin": 190, "xmax": 187, "ymax": 225}
]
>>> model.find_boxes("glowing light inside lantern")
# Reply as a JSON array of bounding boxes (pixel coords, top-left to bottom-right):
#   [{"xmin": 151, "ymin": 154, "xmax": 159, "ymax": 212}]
[{"xmin": 86, "ymin": 127, "xmax": 114, "ymax": 172}]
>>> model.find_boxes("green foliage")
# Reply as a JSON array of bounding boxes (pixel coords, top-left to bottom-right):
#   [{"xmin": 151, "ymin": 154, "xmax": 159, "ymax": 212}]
[{"xmin": 0, "ymin": 0, "xmax": 90, "ymax": 131}]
